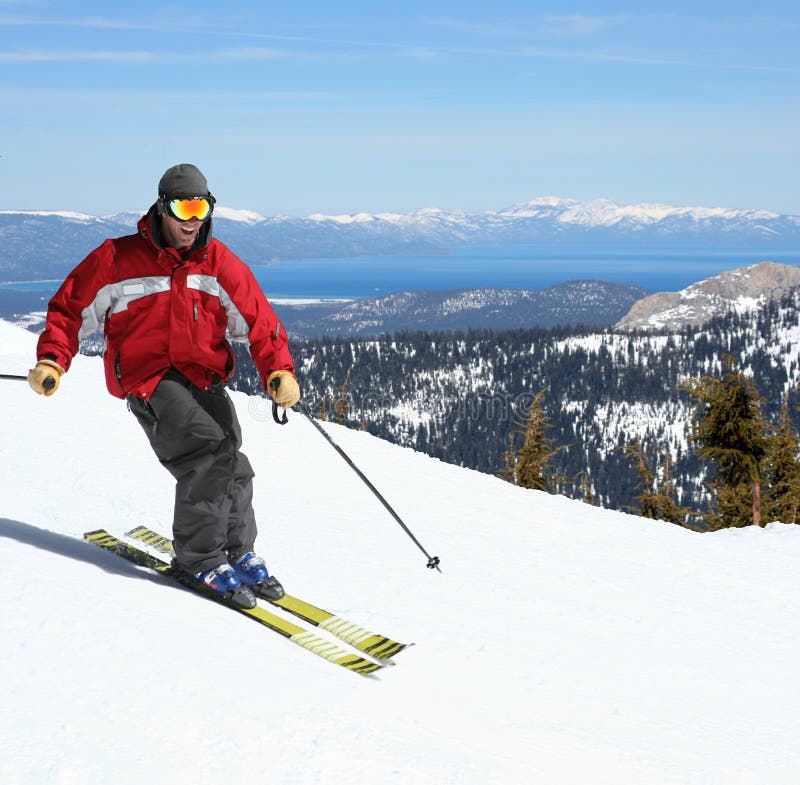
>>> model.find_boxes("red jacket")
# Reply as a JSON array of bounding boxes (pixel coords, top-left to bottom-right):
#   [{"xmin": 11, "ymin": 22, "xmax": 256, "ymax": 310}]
[{"xmin": 37, "ymin": 208, "xmax": 294, "ymax": 399}]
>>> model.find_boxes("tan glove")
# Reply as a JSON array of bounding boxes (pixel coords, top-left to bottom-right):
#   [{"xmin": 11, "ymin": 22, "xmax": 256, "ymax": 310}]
[
  {"xmin": 28, "ymin": 359, "xmax": 65, "ymax": 396},
  {"xmin": 267, "ymin": 370, "xmax": 300, "ymax": 408}
]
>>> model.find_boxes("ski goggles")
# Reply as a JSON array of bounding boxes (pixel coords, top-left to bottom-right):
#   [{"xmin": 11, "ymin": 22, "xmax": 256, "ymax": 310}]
[{"xmin": 165, "ymin": 196, "xmax": 214, "ymax": 222}]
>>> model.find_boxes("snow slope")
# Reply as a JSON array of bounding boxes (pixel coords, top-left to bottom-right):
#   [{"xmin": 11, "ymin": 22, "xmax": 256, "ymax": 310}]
[{"xmin": 1, "ymin": 319, "xmax": 799, "ymax": 785}]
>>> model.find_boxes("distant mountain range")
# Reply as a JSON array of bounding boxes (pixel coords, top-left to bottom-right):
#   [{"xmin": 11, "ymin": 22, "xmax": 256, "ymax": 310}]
[{"xmin": 1, "ymin": 196, "xmax": 798, "ymax": 280}]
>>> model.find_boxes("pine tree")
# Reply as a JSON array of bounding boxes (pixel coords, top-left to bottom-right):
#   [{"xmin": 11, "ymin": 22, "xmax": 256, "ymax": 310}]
[
  {"xmin": 623, "ymin": 440, "xmax": 689, "ymax": 525},
  {"xmin": 575, "ymin": 471, "xmax": 596, "ymax": 506},
  {"xmin": 623, "ymin": 439, "xmax": 655, "ymax": 513},
  {"xmin": 510, "ymin": 389, "xmax": 563, "ymax": 492},
  {"xmin": 315, "ymin": 396, "xmax": 330, "ymax": 422},
  {"xmin": 763, "ymin": 400, "xmax": 800, "ymax": 524},
  {"xmin": 705, "ymin": 482, "xmax": 757, "ymax": 531},
  {"xmin": 682, "ymin": 356, "xmax": 768, "ymax": 528},
  {"xmin": 334, "ymin": 369, "xmax": 351, "ymax": 426},
  {"xmin": 498, "ymin": 431, "xmax": 518, "ymax": 483}
]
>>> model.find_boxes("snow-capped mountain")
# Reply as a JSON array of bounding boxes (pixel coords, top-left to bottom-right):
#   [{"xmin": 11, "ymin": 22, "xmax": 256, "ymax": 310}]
[
  {"xmin": 303, "ymin": 196, "xmax": 799, "ymax": 248},
  {"xmin": 0, "ymin": 209, "xmax": 103, "ymax": 223},
  {"xmin": 2, "ymin": 197, "xmax": 798, "ymax": 281},
  {"xmin": 616, "ymin": 261, "xmax": 800, "ymax": 331},
  {"xmin": 312, "ymin": 196, "xmax": 793, "ymax": 234},
  {"xmin": 495, "ymin": 196, "xmax": 786, "ymax": 229},
  {"xmin": 2, "ymin": 317, "xmax": 799, "ymax": 785}
]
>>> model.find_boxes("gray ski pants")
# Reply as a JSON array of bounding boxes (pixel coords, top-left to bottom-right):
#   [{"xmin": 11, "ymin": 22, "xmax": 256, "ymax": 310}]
[{"xmin": 128, "ymin": 373, "xmax": 257, "ymax": 575}]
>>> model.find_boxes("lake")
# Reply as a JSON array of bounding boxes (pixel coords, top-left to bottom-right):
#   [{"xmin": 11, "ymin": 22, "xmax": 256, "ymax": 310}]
[
  {"xmin": 2, "ymin": 245, "xmax": 799, "ymax": 303},
  {"xmin": 252, "ymin": 245, "xmax": 800, "ymax": 300}
]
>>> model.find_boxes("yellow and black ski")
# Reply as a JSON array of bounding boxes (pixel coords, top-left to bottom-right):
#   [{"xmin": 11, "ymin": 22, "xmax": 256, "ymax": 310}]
[
  {"xmin": 124, "ymin": 525, "xmax": 409, "ymax": 661},
  {"xmin": 84, "ymin": 529, "xmax": 385, "ymax": 676}
]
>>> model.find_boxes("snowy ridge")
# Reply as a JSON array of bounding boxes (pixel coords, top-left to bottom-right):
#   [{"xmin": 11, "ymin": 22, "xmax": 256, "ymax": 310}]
[
  {"xmin": 213, "ymin": 206, "xmax": 267, "ymax": 224},
  {"xmin": 3, "ymin": 197, "xmax": 799, "ymax": 281},
  {"xmin": 308, "ymin": 211, "xmax": 377, "ymax": 224},
  {"xmin": 0, "ymin": 209, "xmax": 102, "ymax": 223},
  {"xmin": 308, "ymin": 196, "xmax": 795, "ymax": 233},
  {"xmin": 3, "ymin": 317, "xmax": 800, "ymax": 784},
  {"xmin": 616, "ymin": 261, "xmax": 800, "ymax": 331},
  {"xmin": 549, "ymin": 198, "xmax": 777, "ymax": 228}
]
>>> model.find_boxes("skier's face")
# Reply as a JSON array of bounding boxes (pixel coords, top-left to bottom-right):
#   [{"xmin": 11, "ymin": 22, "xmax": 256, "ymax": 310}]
[{"xmin": 160, "ymin": 212, "xmax": 202, "ymax": 250}]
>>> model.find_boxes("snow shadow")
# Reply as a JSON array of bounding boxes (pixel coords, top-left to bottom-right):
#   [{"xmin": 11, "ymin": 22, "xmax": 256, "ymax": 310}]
[{"xmin": 0, "ymin": 517, "xmax": 162, "ymax": 583}]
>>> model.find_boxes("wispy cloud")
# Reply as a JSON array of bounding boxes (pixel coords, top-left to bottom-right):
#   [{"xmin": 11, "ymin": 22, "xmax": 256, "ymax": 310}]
[
  {"xmin": 433, "ymin": 44, "xmax": 800, "ymax": 75},
  {"xmin": 0, "ymin": 13, "xmax": 230, "ymax": 34},
  {"xmin": 422, "ymin": 12, "xmax": 799, "ymax": 40},
  {"xmin": 0, "ymin": 10, "xmax": 796, "ymax": 76},
  {"xmin": 0, "ymin": 46, "xmax": 340, "ymax": 64},
  {"xmin": 0, "ymin": 49, "xmax": 157, "ymax": 62},
  {"xmin": 421, "ymin": 13, "xmax": 632, "ymax": 39},
  {"xmin": 1, "ymin": 41, "xmax": 794, "ymax": 76},
  {"xmin": 0, "ymin": 13, "xmax": 397, "ymax": 48},
  {"xmin": 0, "ymin": 86, "xmax": 391, "ymax": 104},
  {"xmin": 690, "ymin": 15, "xmax": 799, "ymax": 36},
  {"xmin": 212, "ymin": 46, "xmax": 362, "ymax": 61}
]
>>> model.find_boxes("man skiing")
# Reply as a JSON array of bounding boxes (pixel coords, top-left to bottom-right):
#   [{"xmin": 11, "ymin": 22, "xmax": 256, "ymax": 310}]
[{"xmin": 28, "ymin": 163, "xmax": 300, "ymax": 609}]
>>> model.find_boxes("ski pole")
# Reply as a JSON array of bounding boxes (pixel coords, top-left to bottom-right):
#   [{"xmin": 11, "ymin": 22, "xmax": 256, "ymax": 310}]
[
  {"xmin": 1, "ymin": 372, "xmax": 56, "ymax": 390},
  {"xmin": 271, "ymin": 395, "xmax": 441, "ymax": 572}
]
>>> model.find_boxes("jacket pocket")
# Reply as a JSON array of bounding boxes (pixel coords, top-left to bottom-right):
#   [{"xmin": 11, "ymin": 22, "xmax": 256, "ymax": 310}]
[
  {"xmin": 103, "ymin": 347, "xmax": 126, "ymax": 398},
  {"xmin": 128, "ymin": 394, "xmax": 159, "ymax": 436},
  {"xmin": 190, "ymin": 295, "xmax": 228, "ymax": 369}
]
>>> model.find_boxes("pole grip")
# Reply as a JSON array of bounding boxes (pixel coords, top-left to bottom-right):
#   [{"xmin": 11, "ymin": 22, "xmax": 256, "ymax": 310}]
[
  {"xmin": 269, "ymin": 377, "xmax": 288, "ymax": 424},
  {"xmin": 1, "ymin": 372, "xmax": 57, "ymax": 391}
]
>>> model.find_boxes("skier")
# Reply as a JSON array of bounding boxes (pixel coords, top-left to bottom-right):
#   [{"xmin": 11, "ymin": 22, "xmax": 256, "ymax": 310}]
[{"xmin": 27, "ymin": 163, "xmax": 300, "ymax": 609}]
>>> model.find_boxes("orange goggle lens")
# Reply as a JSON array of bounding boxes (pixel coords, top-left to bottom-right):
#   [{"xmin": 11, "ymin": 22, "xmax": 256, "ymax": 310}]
[{"xmin": 168, "ymin": 198, "xmax": 212, "ymax": 222}]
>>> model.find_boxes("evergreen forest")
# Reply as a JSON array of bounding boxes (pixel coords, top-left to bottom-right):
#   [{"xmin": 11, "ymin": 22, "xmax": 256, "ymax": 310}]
[{"xmin": 225, "ymin": 289, "xmax": 800, "ymax": 529}]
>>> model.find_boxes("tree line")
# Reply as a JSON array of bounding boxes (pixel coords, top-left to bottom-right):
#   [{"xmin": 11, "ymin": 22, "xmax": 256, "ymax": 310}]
[
  {"xmin": 506, "ymin": 356, "xmax": 800, "ymax": 529},
  {"xmin": 220, "ymin": 288, "xmax": 800, "ymax": 528}
]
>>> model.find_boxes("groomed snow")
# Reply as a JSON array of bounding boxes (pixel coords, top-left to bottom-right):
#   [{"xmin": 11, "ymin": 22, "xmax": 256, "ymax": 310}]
[{"xmin": 1, "ymin": 319, "xmax": 799, "ymax": 785}]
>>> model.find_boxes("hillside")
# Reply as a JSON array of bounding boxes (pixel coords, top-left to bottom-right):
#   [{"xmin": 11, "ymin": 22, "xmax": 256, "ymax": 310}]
[
  {"xmin": 2, "ymin": 319, "xmax": 800, "ymax": 784},
  {"xmin": 279, "ymin": 280, "xmax": 648, "ymax": 338},
  {"xmin": 228, "ymin": 285, "xmax": 800, "ymax": 521},
  {"xmin": 616, "ymin": 261, "xmax": 800, "ymax": 330}
]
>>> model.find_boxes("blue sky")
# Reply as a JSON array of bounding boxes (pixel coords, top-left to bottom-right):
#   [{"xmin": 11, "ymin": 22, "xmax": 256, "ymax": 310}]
[{"xmin": 0, "ymin": 1, "xmax": 797, "ymax": 216}]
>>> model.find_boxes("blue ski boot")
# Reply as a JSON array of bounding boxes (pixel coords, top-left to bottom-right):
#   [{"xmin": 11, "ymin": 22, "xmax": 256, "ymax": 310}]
[
  {"xmin": 232, "ymin": 552, "xmax": 285, "ymax": 601},
  {"xmin": 196, "ymin": 563, "xmax": 257, "ymax": 609}
]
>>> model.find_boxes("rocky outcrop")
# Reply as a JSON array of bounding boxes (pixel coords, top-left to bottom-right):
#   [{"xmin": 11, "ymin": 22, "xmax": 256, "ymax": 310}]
[{"xmin": 615, "ymin": 261, "xmax": 800, "ymax": 331}]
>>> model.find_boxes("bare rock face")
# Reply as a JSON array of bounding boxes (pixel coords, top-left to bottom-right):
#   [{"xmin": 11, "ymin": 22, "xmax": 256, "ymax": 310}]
[{"xmin": 615, "ymin": 261, "xmax": 800, "ymax": 331}]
